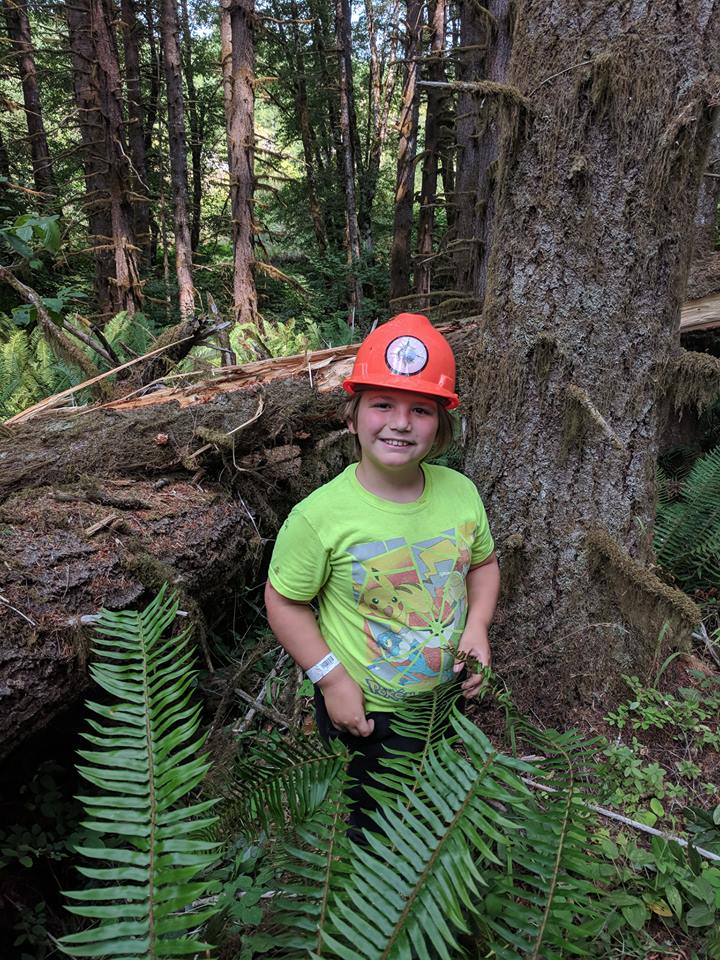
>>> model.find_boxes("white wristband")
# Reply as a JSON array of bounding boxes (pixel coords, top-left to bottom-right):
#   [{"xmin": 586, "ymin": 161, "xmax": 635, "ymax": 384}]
[{"xmin": 306, "ymin": 652, "xmax": 341, "ymax": 684}]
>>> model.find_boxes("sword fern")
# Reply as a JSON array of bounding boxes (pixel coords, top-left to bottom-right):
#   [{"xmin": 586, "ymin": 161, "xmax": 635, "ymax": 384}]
[{"xmin": 59, "ymin": 587, "xmax": 221, "ymax": 959}]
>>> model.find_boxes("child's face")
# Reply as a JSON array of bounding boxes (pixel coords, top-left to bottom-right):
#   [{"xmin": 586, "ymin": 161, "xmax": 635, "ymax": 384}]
[{"xmin": 349, "ymin": 389, "xmax": 440, "ymax": 473}]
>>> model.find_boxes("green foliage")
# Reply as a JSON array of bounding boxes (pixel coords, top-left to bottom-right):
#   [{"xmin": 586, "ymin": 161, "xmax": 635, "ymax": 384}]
[
  {"xmin": 58, "ymin": 587, "xmax": 221, "ymax": 959},
  {"xmin": 0, "ymin": 762, "xmax": 85, "ymax": 870},
  {"xmin": 231, "ymin": 684, "xmax": 610, "ymax": 959},
  {"xmin": 606, "ymin": 673, "xmax": 720, "ymax": 750},
  {"xmin": 598, "ymin": 830, "xmax": 720, "ymax": 944},
  {"xmin": 0, "ymin": 212, "xmax": 61, "ymax": 262},
  {"xmin": 655, "ymin": 445, "xmax": 720, "ymax": 590},
  {"xmin": 103, "ymin": 311, "xmax": 157, "ymax": 360},
  {"xmin": 0, "ymin": 317, "xmax": 86, "ymax": 418}
]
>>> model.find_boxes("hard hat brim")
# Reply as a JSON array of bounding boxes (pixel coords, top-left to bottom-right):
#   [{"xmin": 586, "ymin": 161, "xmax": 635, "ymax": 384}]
[{"xmin": 342, "ymin": 376, "xmax": 459, "ymax": 410}]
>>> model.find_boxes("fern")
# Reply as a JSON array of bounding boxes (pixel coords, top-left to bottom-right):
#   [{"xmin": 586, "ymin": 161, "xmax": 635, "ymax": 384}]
[
  {"xmin": 59, "ymin": 587, "xmax": 221, "ymax": 959},
  {"xmin": 234, "ymin": 685, "xmax": 608, "ymax": 959},
  {"xmin": 655, "ymin": 444, "xmax": 720, "ymax": 589}
]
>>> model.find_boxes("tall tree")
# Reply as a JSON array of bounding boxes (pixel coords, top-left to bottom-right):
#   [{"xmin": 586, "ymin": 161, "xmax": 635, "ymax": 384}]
[
  {"xmin": 161, "ymin": 0, "xmax": 195, "ymax": 318},
  {"xmin": 389, "ymin": 0, "xmax": 422, "ymax": 300},
  {"xmin": 3, "ymin": 0, "xmax": 56, "ymax": 196},
  {"xmin": 335, "ymin": 0, "xmax": 363, "ymax": 321},
  {"xmin": 452, "ymin": 0, "xmax": 493, "ymax": 301},
  {"xmin": 120, "ymin": 0, "xmax": 152, "ymax": 260},
  {"xmin": 221, "ymin": 0, "xmax": 258, "ymax": 329},
  {"xmin": 471, "ymin": 0, "xmax": 511, "ymax": 306},
  {"xmin": 414, "ymin": 0, "xmax": 447, "ymax": 300},
  {"xmin": 362, "ymin": 0, "xmax": 400, "ymax": 253},
  {"xmin": 288, "ymin": 0, "xmax": 328, "ymax": 253},
  {"xmin": 180, "ymin": 0, "xmax": 203, "ymax": 251},
  {"xmin": 66, "ymin": 0, "xmax": 143, "ymax": 319},
  {"xmin": 465, "ymin": 0, "xmax": 719, "ymax": 714}
]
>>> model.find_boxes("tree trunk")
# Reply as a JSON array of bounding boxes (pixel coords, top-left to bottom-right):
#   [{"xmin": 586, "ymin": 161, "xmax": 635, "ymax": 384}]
[
  {"xmin": 686, "ymin": 120, "xmax": 720, "ymax": 300},
  {"xmin": 452, "ymin": 0, "xmax": 487, "ymax": 301},
  {"xmin": 414, "ymin": 0, "xmax": 447, "ymax": 300},
  {"xmin": 3, "ymin": 0, "xmax": 56, "ymax": 197},
  {"xmin": 120, "ymin": 0, "xmax": 152, "ymax": 261},
  {"xmin": 464, "ymin": 1, "xmax": 718, "ymax": 717},
  {"xmin": 0, "ymin": 126, "xmax": 10, "ymax": 182},
  {"xmin": 362, "ymin": 0, "xmax": 400, "ymax": 254},
  {"xmin": 220, "ymin": 0, "xmax": 258, "ymax": 329},
  {"xmin": 144, "ymin": 0, "xmax": 161, "ymax": 154},
  {"xmin": 310, "ymin": 0, "xmax": 346, "ymax": 248},
  {"xmin": 161, "ymin": 0, "xmax": 195, "ymax": 319},
  {"xmin": 335, "ymin": 0, "xmax": 363, "ymax": 323},
  {"xmin": 288, "ymin": 0, "xmax": 328, "ymax": 253},
  {"xmin": 180, "ymin": 0, "xmax": 203, "ymax": 251},
  {"xmin": 389, "ymin": 0, "xmax": 422, "ymax": 301},
  {"xmin": 472, "ymin": 0, "xmax": 511, "ymax": 307},
  {"xmin": 66, "ymin": 0, "xmax": 143, "ymax": 320}
]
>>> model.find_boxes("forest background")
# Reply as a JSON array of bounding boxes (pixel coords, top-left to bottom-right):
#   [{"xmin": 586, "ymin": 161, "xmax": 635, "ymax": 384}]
[{"xmin": 1, "ymin": 0, "xmax": 720, "ymax": 957}]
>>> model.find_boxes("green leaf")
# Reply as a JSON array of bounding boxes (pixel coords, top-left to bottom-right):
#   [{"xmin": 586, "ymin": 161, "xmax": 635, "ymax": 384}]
[
  {"xmin": 58, "ymin": 587, "xmax": 220, "ymax": 958},
  {"xmin": 621, "ymin": 903, "xmax": 649, "ymax": 930},
  {"xmin": 686, "ymin": 904, "xmax": 716, "ymax": 927},
  {"xmin": 649, "ymin": 797, "xmax": 665, "ymax": 817}
]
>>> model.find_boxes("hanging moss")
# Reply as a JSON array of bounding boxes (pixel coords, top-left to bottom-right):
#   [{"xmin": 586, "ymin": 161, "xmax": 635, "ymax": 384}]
[
  {"xmin": 671, "ymin": 350, "xmax": 720, "ymax": 415},
  {"xmin": 586, "ymin": 529, "xmax": 700, "ymax": 643},
  {"xmin": 563, "ymin": 384, "xmax": 623, "ymax": 451}
]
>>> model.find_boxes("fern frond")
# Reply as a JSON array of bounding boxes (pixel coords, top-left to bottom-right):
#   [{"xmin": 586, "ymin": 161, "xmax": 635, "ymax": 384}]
[
  {"xmin": 655, "ymin": 444, "xmax": 720, "ymax": 589},
  {"xmin": 312, "ymin": 711, "xmax": 602, "ymax": 960},
  {"xmin": 228, "ymin": 733, "xmax": 347, "ymax": 836},
  {"xmin": 59, "ymin": 587, "xmax": 221, "ymax": 959}
]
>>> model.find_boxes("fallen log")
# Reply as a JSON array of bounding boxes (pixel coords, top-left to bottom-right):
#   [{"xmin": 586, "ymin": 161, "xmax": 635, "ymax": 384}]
[{"xmin": 0, "ymin": 330, "xmax": 471, "ymax": 759}]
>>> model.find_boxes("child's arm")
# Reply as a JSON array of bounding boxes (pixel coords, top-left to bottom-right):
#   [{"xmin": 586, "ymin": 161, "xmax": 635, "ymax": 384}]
[
  {"xmin": 264, "ymin": 581, "xmax": 375, "ymax": 737},
  {"xmin": 453, "ymin": 551, "xmax": 500, "ymax": 698}
]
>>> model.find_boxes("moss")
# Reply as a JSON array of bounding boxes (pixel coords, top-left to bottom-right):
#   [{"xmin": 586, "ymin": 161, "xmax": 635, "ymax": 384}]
[
  {"xmin": 586, "ymin": 529, "xmax": 700, "ymax": 647},
  {"xmin": 532, "ymin": 332, "xmax": 561, "ymax": 382},
  {"xmin": 563, "ymin": 383, "xmax": 623, "ymax": 451},
  {"xmin": 671, "ymin": 350, "xmax": 720, "ymax": 416}
]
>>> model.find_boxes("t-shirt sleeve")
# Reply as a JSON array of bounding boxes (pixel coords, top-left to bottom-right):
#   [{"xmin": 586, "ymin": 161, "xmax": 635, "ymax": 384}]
[
  {"xmin": 470, "ymin": 490, "xmax": 495, "ymax": 567},
  {"xmin": 268, "ymin": 509, "xmax": 331, "ymax": 602}
]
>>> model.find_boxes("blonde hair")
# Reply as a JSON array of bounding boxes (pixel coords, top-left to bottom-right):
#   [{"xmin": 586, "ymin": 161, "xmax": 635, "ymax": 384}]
[{"xmin": 342, "ymin": 392, "xmax": 455, "ymax": 461}]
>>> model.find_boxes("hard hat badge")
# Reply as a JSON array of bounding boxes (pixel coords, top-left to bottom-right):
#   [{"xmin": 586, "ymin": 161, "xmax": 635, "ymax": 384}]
[{"xmin": 384, "ymin": 336, "xmax": 428, "ymax": 377}]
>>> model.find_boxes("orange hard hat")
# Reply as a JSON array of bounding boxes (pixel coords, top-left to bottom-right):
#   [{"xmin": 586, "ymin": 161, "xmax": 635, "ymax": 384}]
[{"xmin": 342, "ymin": 313, "xmax": 459, "ymax": 409}]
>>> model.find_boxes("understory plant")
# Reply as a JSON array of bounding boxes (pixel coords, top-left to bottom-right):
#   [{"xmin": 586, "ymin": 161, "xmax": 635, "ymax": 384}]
[
  {"xmin": 655, "ymin": 444, "xmax": 720, "ymax": 590},
  {"xmin": 58, "ymin": 587, "xmax": 221, "ymax": 958},
  {"xmin": 226, "ymin": 682, "xmax": 612, "ymax": 959}
]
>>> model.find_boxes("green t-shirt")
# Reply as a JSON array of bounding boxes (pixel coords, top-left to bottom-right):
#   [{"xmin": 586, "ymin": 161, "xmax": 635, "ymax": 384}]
[{"xmin": 268, "ymin": 463, "xmax": 495, "ymax": 712}]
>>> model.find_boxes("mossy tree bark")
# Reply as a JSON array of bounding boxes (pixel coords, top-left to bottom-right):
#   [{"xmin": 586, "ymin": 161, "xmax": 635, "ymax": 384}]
[{"xmin": 465, "ymin": 1, "xmax": 718, "ymax": 717}]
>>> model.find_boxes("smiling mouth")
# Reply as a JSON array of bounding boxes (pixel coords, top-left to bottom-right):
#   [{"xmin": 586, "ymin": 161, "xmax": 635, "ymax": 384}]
[{"xmin": 380, "ymin": 438, "xmax": 414, "ymax": 447}]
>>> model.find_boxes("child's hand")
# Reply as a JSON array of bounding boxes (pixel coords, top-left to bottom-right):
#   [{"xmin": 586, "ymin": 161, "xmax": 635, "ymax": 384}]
[
  {"xmin": 319, "ymin": 667, "xmax": 375, "ymax": 737},
  {"xmin": 453, "ymin": 628, "xmax": 491, "ymax": 698}
]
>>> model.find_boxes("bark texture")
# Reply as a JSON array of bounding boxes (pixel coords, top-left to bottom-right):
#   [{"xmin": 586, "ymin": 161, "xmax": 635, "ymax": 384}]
[
  {"xmin": 335, "ymin": 0, "xmax": 363, "ymax": 321},
  {"xmin": 120, "ymin": 0, "xmax": 151, "ymax": 260},
  {"xmin": 465, "ymin": 0, "xmax": 718, "ymax": 717},
  {"xmin": 66, "ymin": 0, "xmax": 143, "ymax": 320},
  {"xmin": 3, "ymin": 0, "xmax": 56, "ymax": 196},
  {"xmin": 161, "ymin": 0, "xmax": 195, "ymax": 319},
  {"xmin": 389, "ymin": 0, "xmax": 422, "ymax": 300},
  {"xmin": 686, "ymin": 120, "xmax": 720, "ymax": 300},
  {"xmin": 221, "ymin": 0, "xmax": 258, "ymax": 329},
  {"xmin": 414, "ymin": 0, "xmax": 447, "ymax": 300}
]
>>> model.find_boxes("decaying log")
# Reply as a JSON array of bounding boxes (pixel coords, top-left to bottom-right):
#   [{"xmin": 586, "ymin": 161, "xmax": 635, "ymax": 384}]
[{"xmin": 0, "ymin": 330, "xmax": 471, "ymax": 760}]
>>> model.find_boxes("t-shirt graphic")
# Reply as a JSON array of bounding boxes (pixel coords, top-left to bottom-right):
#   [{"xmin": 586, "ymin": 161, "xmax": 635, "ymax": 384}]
[
  {"xmin": 268, "ymin": 463, "xmax": 494, "ymax": 712},
  {"xmin": 349, "ymin": 523, "xmax": 475, "ymax": 692}
]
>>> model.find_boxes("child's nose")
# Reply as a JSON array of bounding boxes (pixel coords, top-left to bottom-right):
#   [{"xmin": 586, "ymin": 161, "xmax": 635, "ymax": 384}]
[{"xmin": 390, "ymin": 410, "xmax": 411, "ymax": 430}]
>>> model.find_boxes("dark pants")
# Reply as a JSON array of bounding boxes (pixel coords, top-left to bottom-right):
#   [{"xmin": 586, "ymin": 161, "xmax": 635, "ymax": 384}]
[{"xmin": 314, "ymin": 680, "xmax": 463, "ymax": 838}]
